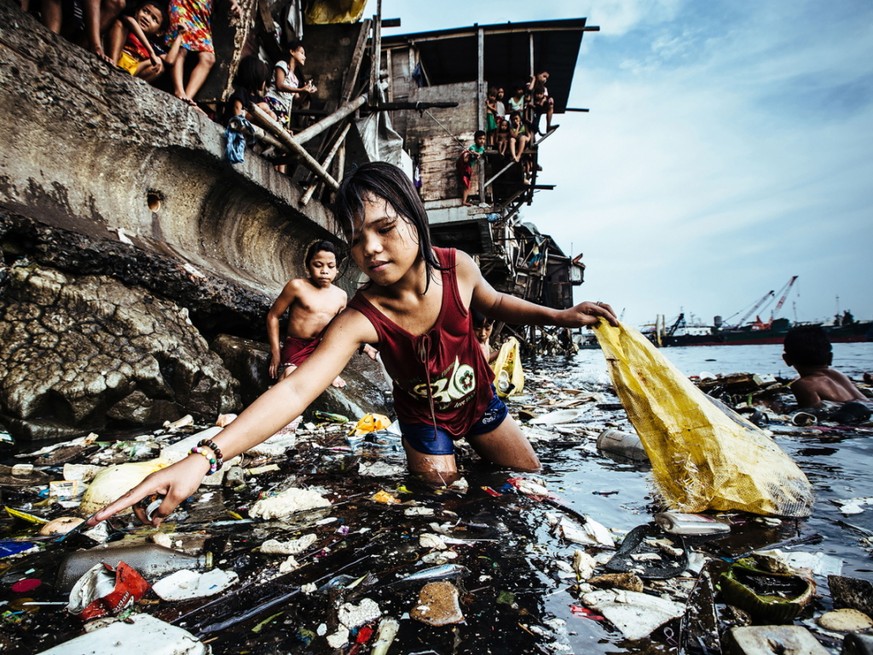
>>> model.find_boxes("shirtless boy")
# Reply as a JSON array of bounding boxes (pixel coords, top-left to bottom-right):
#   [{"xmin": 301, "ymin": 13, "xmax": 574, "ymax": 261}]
[
  {"xmin": 267, "ymin": 240, "xmax": 348, "ymax": 387},
  {"xmin": 782, "ymin": 325, "xmax": 866, "ymax": 407}
]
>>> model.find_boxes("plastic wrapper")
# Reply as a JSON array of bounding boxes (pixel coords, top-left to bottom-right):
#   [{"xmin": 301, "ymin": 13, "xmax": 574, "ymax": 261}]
[
  {"xmin": 594, "ymin": 321, "xmax": 813, "ymax": 517},
  {"xmin": 491, "ymin": 337, "xmax": 524, "ymax": 398}
]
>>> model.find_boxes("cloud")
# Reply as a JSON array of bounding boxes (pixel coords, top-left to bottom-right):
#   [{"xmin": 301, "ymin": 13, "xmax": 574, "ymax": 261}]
[
  {"xmin": 379, "ymin": 0, "xmax": 873, "ymax": 324},
  {"xmin": 530, "ymin": 1, "xmax": 873, "ymax": 324}
]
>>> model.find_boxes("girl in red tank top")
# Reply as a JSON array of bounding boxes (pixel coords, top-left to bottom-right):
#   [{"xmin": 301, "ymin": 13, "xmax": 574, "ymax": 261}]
[{"xmin": 90, "ymin": 163, "xmax": 618, "ymax": 524}]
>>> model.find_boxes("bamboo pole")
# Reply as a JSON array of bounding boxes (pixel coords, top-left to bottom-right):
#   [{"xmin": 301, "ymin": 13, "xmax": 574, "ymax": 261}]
[
  {"xmin": 484, "ymin": 160, "xmax": 516, "ymax": 189},
  {"xmin": 293, "ymin": 95, "xmax": 367, "ymax": 146},
  {"xmin": 300, "ymin": 123, "xmax": 351, "ymax": 206},
  {"xmin": 227, "ymin": 116, "xmax": 286, "ymax": 150},
  {"xmin": 249, "ymin": 104, "xmax": 339, "ymax": 190}
]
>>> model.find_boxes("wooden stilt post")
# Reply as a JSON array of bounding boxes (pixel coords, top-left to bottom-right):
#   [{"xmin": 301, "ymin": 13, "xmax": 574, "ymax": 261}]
[{"xmin": 300, "ymin": 123, "xmax": 351, "ymax": 206}]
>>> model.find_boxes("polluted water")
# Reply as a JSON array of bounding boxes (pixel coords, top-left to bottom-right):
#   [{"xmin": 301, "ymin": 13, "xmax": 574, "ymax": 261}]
[{"xmin": 0, "ymin": 343, "xmax": 870, "ymax": 654}]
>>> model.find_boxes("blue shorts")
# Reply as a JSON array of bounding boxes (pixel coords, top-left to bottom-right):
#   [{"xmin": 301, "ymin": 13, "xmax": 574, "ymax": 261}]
[{"xmin": 399, "ymin": 387, "xmax": 509, "ymax": 456}]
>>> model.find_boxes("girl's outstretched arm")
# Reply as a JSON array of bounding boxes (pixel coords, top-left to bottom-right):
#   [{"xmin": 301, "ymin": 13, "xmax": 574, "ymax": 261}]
[
  {"xmin": 458, "ymin": 251, "xmax": 618, "ymax": 328},
  {"xmin": 89, "ymin": 309, "xmax": 377, "ymax": 526}
]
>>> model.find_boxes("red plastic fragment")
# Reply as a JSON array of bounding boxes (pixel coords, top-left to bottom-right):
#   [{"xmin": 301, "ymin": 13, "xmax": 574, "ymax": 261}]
[
  {"xmin": 11, "ymin": 578, "xmax": 41, "ymax": 593},
  {"xmin": 570, "ymin": 604, "xmax": 606, "ymax": 621}
]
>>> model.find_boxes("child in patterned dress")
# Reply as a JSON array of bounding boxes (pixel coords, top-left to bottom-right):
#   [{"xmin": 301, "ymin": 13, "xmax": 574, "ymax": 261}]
[{"xmin": 165, "ymin": 0, "xmax": 239, "ymax": 104}]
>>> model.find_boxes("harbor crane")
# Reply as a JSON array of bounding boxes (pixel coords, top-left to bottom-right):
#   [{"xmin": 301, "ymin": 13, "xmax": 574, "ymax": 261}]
[
  {"xmin": 729, "ymin": 289, "xmax": 775, "ymax": 329},
  {"xmin": 770, "ymin": 275, "xmax": 798, "ymax": 320}
]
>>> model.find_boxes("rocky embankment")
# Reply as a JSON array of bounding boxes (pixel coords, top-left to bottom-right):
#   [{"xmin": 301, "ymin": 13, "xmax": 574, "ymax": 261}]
[{"xmin": 0, "ymin": 8, "xmax": 387, "ymax": 440}]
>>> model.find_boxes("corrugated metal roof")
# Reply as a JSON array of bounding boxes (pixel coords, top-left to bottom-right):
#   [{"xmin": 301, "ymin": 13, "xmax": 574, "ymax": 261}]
[{"xmin": 381, "ymin": 18, "xmax": 595, "ymax": 112}]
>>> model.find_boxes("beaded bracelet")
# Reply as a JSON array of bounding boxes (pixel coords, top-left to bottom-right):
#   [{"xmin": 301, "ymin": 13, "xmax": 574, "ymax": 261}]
[
  {"xmin": 189, "ymin": 445, "xmax": 219, "ymax": 475},
  {"xmin": 189, "ymin": 439, "xmax": 225, "ymax": 475}
]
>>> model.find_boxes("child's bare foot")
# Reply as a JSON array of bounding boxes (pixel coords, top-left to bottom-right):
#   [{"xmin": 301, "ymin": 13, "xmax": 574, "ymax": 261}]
[
  {"xmin": 89, "ymin": 43, "xmax": 113, "ymax": 64},
  {"xmin": 331, "ymin": 375, "xmax": 346, "ymax": 388}
]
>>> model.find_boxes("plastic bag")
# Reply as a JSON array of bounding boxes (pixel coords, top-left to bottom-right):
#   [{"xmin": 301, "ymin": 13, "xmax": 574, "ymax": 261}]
[
  {"xmin": 349, "ymin": 413, "xmax": 392, "ymax": 436},
  {"xmin": 491, "ymin": 337, "xmax": 524, "ymax": 398},
  {"xmin": 594, "ymin": 321, "xmax": 813, "ymax": 517}
]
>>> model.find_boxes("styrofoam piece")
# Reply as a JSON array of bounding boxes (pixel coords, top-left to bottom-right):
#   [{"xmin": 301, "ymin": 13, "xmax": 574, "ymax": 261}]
[
  {"xmin": 36, "ymin": 613, "xmax": 207, "ymax": 654},
  {"xmin": 152, "ymin": 567, "xmax": 239, "ymax": 601},
  {"xmin": 529, "ymin": 408, "xmax": 590, "ymax": 425}
]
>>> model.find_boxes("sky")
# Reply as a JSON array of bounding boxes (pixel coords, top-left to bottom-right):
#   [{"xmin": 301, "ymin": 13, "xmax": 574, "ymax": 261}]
[{"xmin": 377, "ymin": 0, "xmax": 873, "ymax": 328}]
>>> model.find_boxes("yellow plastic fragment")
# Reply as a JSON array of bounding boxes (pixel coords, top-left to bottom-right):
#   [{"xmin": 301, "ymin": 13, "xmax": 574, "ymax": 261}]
[
  {"xmin": 491, "ymin": 337, "xmax": 525, "ymax": 398},
  {"xmin": 4, "ymin": 506, "xmax": 49, "ymax": 525},
  {"xmin": 371, "ymin": 490, "xmax": 401, "ymax": 505}
]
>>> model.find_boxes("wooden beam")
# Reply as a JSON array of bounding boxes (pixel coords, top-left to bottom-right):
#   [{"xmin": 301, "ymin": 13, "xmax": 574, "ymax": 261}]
[
  {"xmin": 484, "ymin": 160, "xmax": 516, "ymax": 189},
  {"xmin": 341, "ymin": 19, "xmax": 371, "ymax": 103},
  {"xmin": 477, "ymin": 26, "xmax": 486, "ymax": 204},
  {"xmin": 293, "ymin": 95, "xmax": 367, "ymax": 145},
  {"xmin": 249, "ymin": 104, "xmax": 339, "ymax": 190}
]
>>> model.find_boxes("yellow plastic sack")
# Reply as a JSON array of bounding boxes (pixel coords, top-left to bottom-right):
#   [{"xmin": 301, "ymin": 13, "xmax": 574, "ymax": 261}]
[
  {"xmin": 491, "ymin": 337, "xmax": 525, "ymax": 398},
  {"xmin": 305, "ymin": 0, "xmax": 367, "ymax": 24},
  {"xmin": 594, "ymin": 321, "xmax": 813, "ymax": 517}
]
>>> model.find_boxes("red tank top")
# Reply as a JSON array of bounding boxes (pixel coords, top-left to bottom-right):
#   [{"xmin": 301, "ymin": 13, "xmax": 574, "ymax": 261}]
[{"xmin": 347, "ymin": 247, "xmax": 494, "ymax": 438}]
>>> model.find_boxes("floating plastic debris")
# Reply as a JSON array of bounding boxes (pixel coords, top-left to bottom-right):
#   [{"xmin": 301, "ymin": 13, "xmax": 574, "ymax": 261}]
[
  {"xmin": 152, "ymin": 568, "xmax": 239, "ymax": 601},
  {"xmin": 549, "ymin": 514, "xmax": 615, "ymax": 548},
  {"xmin": 719, "ymin": 555, "xmax": 815, "ymax": 623},
  {"xmin": 370, "ymin": 490, "xmax": 400, "ymax": 505},
  {"xmin": 66, "ymin": 562, "xmax": 150, "ymax": 621},
  {"xmin": 529, "ymin": 408, "xmax": 590, "ymax": 425},
  {"xmin": 371, "ymin": 618, "xmax": 399, "ymax": 655},
  {"xmin": 654, "ymin": 512, "xmax": 731, "ymax": 535},
  {"xmin": 581, "ymin": 588, "xmax": 685, "ymax": 640},
  {"xmin": 249, "ymin": 487, "xmax": 331, "ymax": 520},
  {"xmin": 35, "ymin": 613, "xmax": 208, "ymax": 655},
  {"xmin": 78, "ymin": 460, "xmax": 167, "ymax": 516},
  {"xmin": 259, "ymin": 535, "xmax": 317, "ymax": 556},
  {"xmin": 395, "ymin": 564, "xmax": 467, "ymax": 584}
]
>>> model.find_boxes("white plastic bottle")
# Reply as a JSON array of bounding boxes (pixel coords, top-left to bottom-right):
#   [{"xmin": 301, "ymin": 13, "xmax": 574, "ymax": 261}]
[
  {"xmin": 654, "ymin": 512, "xmax": 731, "ymax": 535},
  {"xmin": 56, "ymin": 544, "xmax": 212, "ymax": 591},
  {"xmin": 596, "ymin": 428, "xmax": 649, "ymax": 464}
]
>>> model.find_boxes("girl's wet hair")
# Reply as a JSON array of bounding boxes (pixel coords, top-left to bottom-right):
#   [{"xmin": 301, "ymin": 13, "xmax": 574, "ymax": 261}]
[
  {"xmin": 304, "ymin": 239, "xmax": 338, "ymax": 267},
  {"xmin": 334, "ymin": 162, "xmax": 443, "ymax": 291}
]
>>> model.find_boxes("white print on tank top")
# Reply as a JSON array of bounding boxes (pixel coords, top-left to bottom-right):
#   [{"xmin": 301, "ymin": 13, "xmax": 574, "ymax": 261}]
[{"xmin": 412, "ymin": 357, "xmax": 476, "ymax": 406}]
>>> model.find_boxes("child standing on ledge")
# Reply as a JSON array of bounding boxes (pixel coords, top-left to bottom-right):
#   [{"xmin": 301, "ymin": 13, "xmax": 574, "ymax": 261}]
[
  {"xmin": 457, "ymin": 130, "xmax": 486, "ymax": 206},
  {"xmin": 90, "ymin": 162, "xmax": 617, "ymax": 525}
]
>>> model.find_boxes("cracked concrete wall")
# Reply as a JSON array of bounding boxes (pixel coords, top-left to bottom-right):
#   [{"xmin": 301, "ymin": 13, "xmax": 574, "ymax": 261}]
[{"xmin": 0, "ymin": 5, "xmax": 342, "ymax": 299}]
